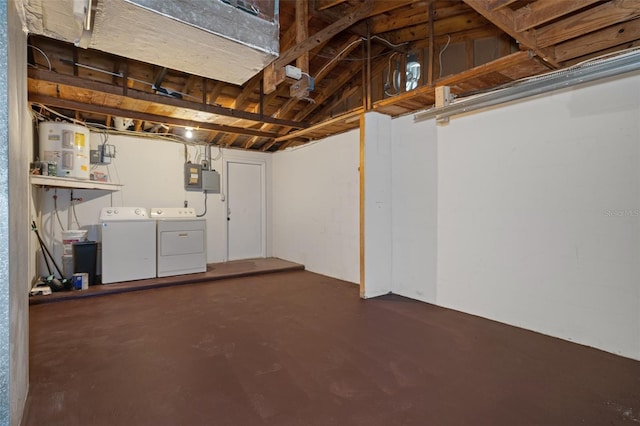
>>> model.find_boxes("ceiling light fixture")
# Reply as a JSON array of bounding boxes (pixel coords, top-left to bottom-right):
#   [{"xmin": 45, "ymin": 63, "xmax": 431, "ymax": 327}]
[{"xmin": 185, "ymin": 127, "xmax": 193, "ymax": 139}]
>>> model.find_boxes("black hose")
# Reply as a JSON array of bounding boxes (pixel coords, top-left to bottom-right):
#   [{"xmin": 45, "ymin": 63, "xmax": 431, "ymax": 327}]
[
  {"xmin": 38, "ymin": 235, "xmax": 53, "ymax": 276},
  {"xmin": 31, "ymin": 221, "xmax": 65, "ymax": 278}
]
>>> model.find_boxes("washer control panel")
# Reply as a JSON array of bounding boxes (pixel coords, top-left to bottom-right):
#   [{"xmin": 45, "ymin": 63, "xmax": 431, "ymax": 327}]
[
  {"xmin": 99, "ymin": 207, "xmax": 150, "ymax": 221},
  {"xmin": 150, "ymin": 207, "xmax": 197, "ymax": 218}
]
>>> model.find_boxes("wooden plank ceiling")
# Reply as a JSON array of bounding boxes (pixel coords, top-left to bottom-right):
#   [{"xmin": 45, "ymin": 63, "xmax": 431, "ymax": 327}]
[{"xmin": 27, "ymin": 0, "xmax": 640, "ymax": 151}]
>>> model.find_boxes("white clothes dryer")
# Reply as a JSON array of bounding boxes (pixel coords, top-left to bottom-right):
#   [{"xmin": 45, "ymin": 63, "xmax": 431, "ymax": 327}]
[{"xmin": 150, "ymin": 207, "xmax": 207, "ymax": 277}]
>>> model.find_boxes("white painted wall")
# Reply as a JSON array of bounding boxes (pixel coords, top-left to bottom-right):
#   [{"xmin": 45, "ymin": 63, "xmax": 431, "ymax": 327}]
[
  {"xmin": 436, "ymin": 75, "xmax": 640, "ymax": 359},
  {"xmin": 6, "ymin": 0, "xmax": 31, "ymax": 423},
  {"xmin": 37, "ymin": 134, "xmax": 272, "ymax": 277},
  {"xmin": 362, "ymin": 113, "xmax": 393, "ymax": 297},
  {"xmin": 391, "ymin": 115, "xmax": 438, "ymax": 303},
  {"xmin": 272, "ymin": 130, "xmax": 359, "ymax": 284}
]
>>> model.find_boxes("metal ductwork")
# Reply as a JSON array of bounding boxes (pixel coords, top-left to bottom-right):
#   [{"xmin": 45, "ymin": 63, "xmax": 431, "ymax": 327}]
[{"xmin": 20, "ymin": 0, "xmax": 279, "ymax": 85}]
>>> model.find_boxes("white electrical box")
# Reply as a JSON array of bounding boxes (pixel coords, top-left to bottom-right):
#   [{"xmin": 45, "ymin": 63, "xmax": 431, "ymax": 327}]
[{"xmin": 285, "ymin": 65, "xmax": 302, "ymax": 80}]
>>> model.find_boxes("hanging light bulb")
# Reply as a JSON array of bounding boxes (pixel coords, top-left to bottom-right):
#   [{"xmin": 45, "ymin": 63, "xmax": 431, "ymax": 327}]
[{"xmin": 185, "ymin": 127, "xmax": 193, "ymax": 139}]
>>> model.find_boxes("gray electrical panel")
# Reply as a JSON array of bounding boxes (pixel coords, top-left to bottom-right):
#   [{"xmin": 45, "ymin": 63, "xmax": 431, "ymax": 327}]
[
  {"xmin": 184, "ymin": 163, "xmax": 202, "ymax": 190},
  {"xmin": 202, "ymin": 170, "xmax": 220, "ymax": 193}
]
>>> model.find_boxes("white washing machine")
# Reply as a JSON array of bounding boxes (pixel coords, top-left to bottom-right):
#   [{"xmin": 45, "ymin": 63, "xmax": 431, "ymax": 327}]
[
  {"xmin": 150, "ymin": 207, "xmax": 207, "ymax": 277},
  {"xmin": 100, "ymin": 207, "xmax": 157, "ymax": 284}
]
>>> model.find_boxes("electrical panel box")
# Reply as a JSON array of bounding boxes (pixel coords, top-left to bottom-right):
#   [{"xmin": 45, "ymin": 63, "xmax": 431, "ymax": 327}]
[
  {"xmin": 90, "ymin": 149, "xmax": 101, "ymax": 164},
  {"xmin": 202, "ymin": 170, "xmax": 220, "ymax": 193},
  {"xmin": 90, "ymin": 145, "xmax": 113, "ymax": 165},
  {"xmin": 184, "ymin": 163, "xmax": 202, "ymax": 190}
]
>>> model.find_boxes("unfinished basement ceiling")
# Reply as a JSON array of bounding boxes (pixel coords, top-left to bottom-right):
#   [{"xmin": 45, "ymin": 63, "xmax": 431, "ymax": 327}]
[{"xmin": 23, "ymin": 0, "xmax": 640, "ymax": 151}]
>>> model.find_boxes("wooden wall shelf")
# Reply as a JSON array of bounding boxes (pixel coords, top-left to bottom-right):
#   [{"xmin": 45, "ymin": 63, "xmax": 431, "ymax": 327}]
[{"xmin": 30, "ymin": 175, "xmax": 122, "ymax": 191}]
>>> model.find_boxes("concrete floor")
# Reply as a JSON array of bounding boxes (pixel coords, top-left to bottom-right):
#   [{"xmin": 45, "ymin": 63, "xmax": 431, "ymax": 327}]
[{"xmin": 24, "ymin": 270, "xmax": 640, "ymax": 425}]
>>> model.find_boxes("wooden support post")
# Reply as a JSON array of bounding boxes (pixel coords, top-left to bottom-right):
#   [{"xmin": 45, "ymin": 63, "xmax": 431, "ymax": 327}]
[
  {"xmin": 73, "ymin": 48, "xmax": 78, "ymax": 76},
  {"xmin": 295, "ymin": 0, "xmax": 309, "ymax": 74},
  {"xmin": 122, "ymin": 62, "xmax": 128, "ymax": 97},
  {"xmin": 361, "ymin": 41, "xmax": 367, "ymax": 110},
  {"xmin": 427, "ymin": 2, "xmax": 434, "ymax": 87},
  {"xmin": 202, "ymin": 77, "xmax": 207, "ymax": 104},
  {"xmin": 366, "ymin": 22, "xmax": 372, "ymax": 110},
  {"xmin": 264, "ymin": 63, "xmax": 286, "ymax": 94},
  {"xmin": 466, "ymin": 39, "xmax": 475, "ymax": 70},
  {"xmin": 259, "ymin": 78, "xmax": 264, "ymax": 119}
]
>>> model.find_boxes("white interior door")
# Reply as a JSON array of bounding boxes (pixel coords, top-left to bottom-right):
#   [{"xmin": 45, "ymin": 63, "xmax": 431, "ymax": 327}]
[{"xmin": 227, "ymin": 161, "xmax": 265, "ymax": 260}]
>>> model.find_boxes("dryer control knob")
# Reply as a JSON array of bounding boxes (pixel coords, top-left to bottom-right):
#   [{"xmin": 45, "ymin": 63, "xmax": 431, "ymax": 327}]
[{"xmin": 135, "ymin": 208, "xmax": 141, "ymax": 215}]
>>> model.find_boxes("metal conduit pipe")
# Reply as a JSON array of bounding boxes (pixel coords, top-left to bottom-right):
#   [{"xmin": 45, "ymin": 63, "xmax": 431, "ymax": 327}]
[{"xmin": 414, "ymin": 49, "xmax": 640, "ymax": 123}]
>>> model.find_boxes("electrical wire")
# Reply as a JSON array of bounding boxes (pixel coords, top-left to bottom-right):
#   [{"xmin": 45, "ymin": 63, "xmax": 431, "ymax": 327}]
[
  {"xmin": 219, "ymin": 149, "xmax": 226, "ymax": 202},
  {"xmin": 107, "ymin": 161, "xmax": 124, "ymax": 205},
  {"xmin": 58, "ymin": 60, "xmax": 203, "ymax": 101},
  {"xmin": 72, "ymin": 202, "xmax": 81, "ymax": 229},
  {"xmin": 33, "ymin": 103, "xmax": 208, "ymax": 149},
  {"xmin": 384, "ymin": 52, "xmax": 401, "ymax": 97},
  {"xmin": 27, "ymin": 44, "xmax": 52, "ymax": 71},
  {"xmin": 210, "ymin": 144, "xmax": 222, "ymax": 161},
  {"xmin": 315, "ymin": 37, "xmax": 364, "ymax": 79},
  {"xmin": 314, "ymin": 35, "xmax": 407, "ymax": 66},
  {"xmin": 196, "ymin": 191, "xmax": 208, "ymax": 217},
  {"xmin": 53, "ymin": 189, "xmax": 65, "ymax": 231},
  {"xmin": 371, "ymin": 35, "xmax": 408, "ymax": 49},
  {"xmin": 438, "ymin": 34, "xmax": 451, "ymax": 78}
]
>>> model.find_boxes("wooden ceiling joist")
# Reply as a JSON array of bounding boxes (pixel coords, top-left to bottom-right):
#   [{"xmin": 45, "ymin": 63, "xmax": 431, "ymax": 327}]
[
  {"xmin": 514, "ymin": 0, "xmax": 604, "ymax": 32},
  {"xmin": 316, "ymin": 0, "xmax": 349, "ymax": 12},
  {"xmin": 273, "ymin": 108, "xmax": 364, "ymax": 144},
  {"xmin": 230, "ymin": 73, "xmax": 262, "ymax": 110},
  {"xmin": 368, "ymin": 3, "xmax": 432, "ymax": 35},
  {"xmin": 28, "ymin": 68, "xmax": 307, "ymax": 129},
  {"xmin": 274, "ymin": 1, "xmax": 373, "ymax": 70},
  {"xmin": 463, "ymin": 0, "xmax": 559, "ymax": 67},
  {"xmin": 532, "ymin": 0, "xmax": 640, "ymax": 48},
  {"xmin": 29, "ymin": 94, "xmax": 278, "ymax": 139},
  {"xmin": 554, "ymin": 17, "xmax": 640, "ymax": 62},
  {"xmin": 383, "ymin": 11, "xmax": 490, "ymax": 45},
  {"xmin": 487, "ymin": 0, "xmax": 520, "ymax": 11},
  {"xmin": 314, "ymin": 0, "xmax": 416, "ymax": 40},
  {"xmin": 313, "ymin": 34, "xmax": 362, "ymax": 83}
]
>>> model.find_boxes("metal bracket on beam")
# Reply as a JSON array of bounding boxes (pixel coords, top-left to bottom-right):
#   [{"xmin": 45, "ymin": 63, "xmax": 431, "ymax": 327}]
[{"xmin": 435, "ymin": 85, "xmax": 452, "ymax": 125}]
